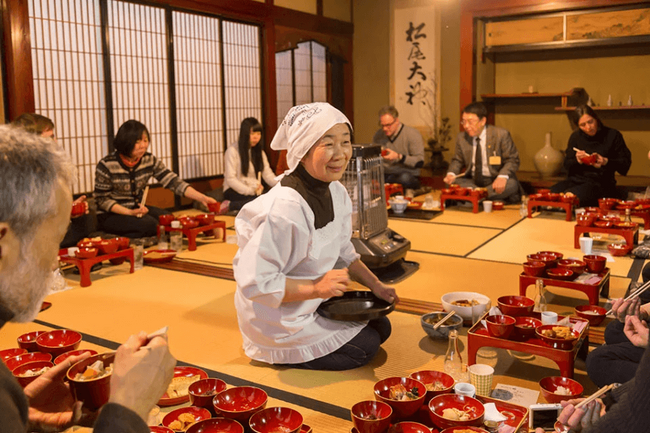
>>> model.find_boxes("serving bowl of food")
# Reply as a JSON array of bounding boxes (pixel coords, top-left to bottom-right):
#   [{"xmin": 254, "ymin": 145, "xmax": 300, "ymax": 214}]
[
  {"xmin": 539, "ymin": 376, "xmax": 583, "ymax": 403},
  {"xmin": 67, "ymin": 352, "xmax": 115, "ymax": 410},
  {"xmin": 249, "ymin": 407, "xmax": 304, "ymax": 434},
  {"xmin": 557, "ymin": 259, "xmax": 586, "ymax": 275},
  {"xmin": 54, "ymin": 349, "xmax": 98, "ymax": 365},
  {"xmin": 195, "ymin": 213, "xmax": 216, "ymax": 226},
  {"xmin": 185, "ymin": 417, "xmax": 245, "ymax": 433},
  {"xmin": 421, "ymin": 312, "xmax": 463, "ymax": 340},
  {"xmin": 485, "ymin": 315, "xmax": 516, "ymax": 339},
  {"xmin": 213, "ymin": 386, "xmax": 268, "ymax": 423},
  {"xmin": 576, "ymin": 214, "xmax": 595, "ymax": 227},
  {"xmin": 388, "ymin": 198, "xmax": 409, "ymax": 214},
  {"xmin": 76, "ymin": 247, "xmax": 98, "ymax": 259},
  {"xmin": 149, "ymin": 427, "xmax": 174, "ymax": 433},
  {"xmin": 441, "ymin": 292, "xmax": 491, "ymax": 323},
  {"xmin": 160, "ymin": 366, "xmax": 208, "ymax": 407},
  {"xmin": 545, "ymin": 268, "xmax": 575, "ymax": 281},
  {"xmin": 162, "ymin": 406, "xmax": 212, "ymax": 432},
  {"xmin": 598, "ymin": 198, "xmax": 618, "ymax": 210},
  {"xmin": 560, "ymin": 192, "xmax": 577, "ymax": 203},
  {"xmin": 608, "ymin": 243, "xmax": 632, "ymax": 257},
  {"xmin": 36, "ymin": 329, "xmax": 82, "ymax": 357},
  {"xmin": 374, "ymin": 376, "xmax": 427, "ymax": 419},
  {"xmin": 583, "ymin": 255, "xmax": 607, "ymax": 273},
  {"xmin": 536, "ymin": 325, "xmax": 579, "ymax": 350},
  {"xmin": 407, "ymin": 200, "xmax": 423, "ymax": 210},
  {"xmin": 428, "ymin": 394, "xmax": 485, "ymax": 430},
  {"xmin": 574, "ymin": 305, "xmax": 607, "ymax": 326},
  {"xmin": 17, "ymin": 330, "xmax": 46, "ymax": 352},
  {"xmin": 497, "ymin": 295, "xmax": 535, "ymax": 317},
  {"xmin": 189, "ymin": 378, "xmax": 227, "ymax": 409},
  {"xmin": 513, "ymin": 316, "xmax": 542, "ymax": 340},
  {"xmin": 5, "ymin": 352, "xmax": 52, "ymax": 372},
  {"xmin": 615, "ymin": 221, "xmax": 638, "ymax": 230},
  {"xmin": 98, "ymin": 239, "xmax": 119, "ymax": 255},
  {"xmin": 409, "ymin": 370, "xmax": 454, "ymax": 401},
  {"xmin": 350, "ymin": 400, "xmax": 393, "ymax": 434},
  {"xmin": 492, "ymin": 201, "xmax": 505, "ymax": 210},
  {"xmin": 594, "ymin": 220, "xmax": 613, "ymax": 228},
  {"xmin": 12, "ymin": 360, "xmax": 54, "ymax": 387}
]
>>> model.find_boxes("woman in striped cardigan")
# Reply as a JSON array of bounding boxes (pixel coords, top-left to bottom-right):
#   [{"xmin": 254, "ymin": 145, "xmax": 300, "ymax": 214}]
[{"xmin": 94, "ymin": 120, "xmax": 216, "ymax": 239}]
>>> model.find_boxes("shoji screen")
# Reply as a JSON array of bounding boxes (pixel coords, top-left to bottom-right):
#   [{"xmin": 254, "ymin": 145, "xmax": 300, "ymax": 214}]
[
  {"xmin": 29, "ymin": 0, "xmax": 107, "ymax": 194},
  {"xmin": 311, "ymin": 42, "xmax": 327, "ymax": 102},
  {"xmin": 275, "ymin": 50, "xmax": 293, "ymax": 127},
  {"xmin": 173, "ymin": 11, "xmax": 224, "ymax": 179},
  {"xmin": 107, "ymin": 1, "xmax": 172, "ymax": 171}
]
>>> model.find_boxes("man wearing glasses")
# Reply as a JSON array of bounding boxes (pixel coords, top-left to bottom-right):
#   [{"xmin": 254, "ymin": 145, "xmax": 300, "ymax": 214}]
[
  {"xmin": 443, "ymin": 102, "xmax": 521, "ymax": 202},
  {"xmin": 372, "ymin": 106, "xmax": 424, "ymax": 196}
]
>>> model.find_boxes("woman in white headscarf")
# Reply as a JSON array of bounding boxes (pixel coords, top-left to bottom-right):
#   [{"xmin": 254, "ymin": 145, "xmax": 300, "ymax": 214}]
[{"xmin": 233, "ymin": 103, "xmax": 398, "ymax": 370}]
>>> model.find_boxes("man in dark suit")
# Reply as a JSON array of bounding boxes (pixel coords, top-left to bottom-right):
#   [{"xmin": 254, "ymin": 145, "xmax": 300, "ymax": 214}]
[{"xmin": 443, "ymin": 102, "xmax": 521, "ymax": 202}]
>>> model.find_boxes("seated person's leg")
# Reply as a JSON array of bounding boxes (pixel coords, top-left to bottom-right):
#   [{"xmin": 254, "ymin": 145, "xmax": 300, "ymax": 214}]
[
  {"xmin": 585, "ymin": 339, "xmax": 646, "ymax": 387},
  {"xmin": 146, "ymin": 206, "xmax": 169, "ymax": 221},
  {"xmin": 568, "ymin": 183, "xmax": 599, "ymax": 208},
  {"xmin": 550, "ymin": 180, "xmax": 574, "ymax": 194},
  {"xmin": 486, "ymin": 177, "xmax": 520, "ymax": 202},
  {"xmin": 60, "ymin": 214, "xmax": 93, "ymax": 248},
  {"xmin": 641, "ymin": 263, "xmax": 650, "ymax": 303},
  {"xmin": 395, "ymin": 172, "xmax": 420, "ymax": 191},
  {"xmin": 224, "ymin": 188, "xmax": 257, "ymax": 211},
  {"xmin": 453, "ymin": 177, "xmax": 477, "ymax": 189},
  {"xmin": 98, "ymin": 213, "xmax": 158, "ymax": 239},
  {"xmin": 284, "ymin": 320, "xmax": 390, "ymax": 371}
]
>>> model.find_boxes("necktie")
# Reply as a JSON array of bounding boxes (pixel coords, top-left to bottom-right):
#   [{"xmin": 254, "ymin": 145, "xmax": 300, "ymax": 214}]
[{"xmin": 474, "ymin": 137, "xmax": 486, "ymax": 187}]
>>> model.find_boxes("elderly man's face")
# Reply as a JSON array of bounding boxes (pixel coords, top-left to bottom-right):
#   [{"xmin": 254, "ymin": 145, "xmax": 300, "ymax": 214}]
[{"xmin": 0, "ymin": 180, "xmax": 71, "ymax": 322}]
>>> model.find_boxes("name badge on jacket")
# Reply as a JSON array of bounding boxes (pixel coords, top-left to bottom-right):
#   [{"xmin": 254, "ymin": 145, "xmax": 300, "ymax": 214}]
[{"xmin": 489, "ymin": 156, "xmax": 501, "ymax": 166}]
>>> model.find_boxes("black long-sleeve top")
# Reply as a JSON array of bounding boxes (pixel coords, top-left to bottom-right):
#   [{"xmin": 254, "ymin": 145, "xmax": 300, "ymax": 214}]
[{"xmin": 563, "ymin": 125, "xmax": 632, "ymax": 189}]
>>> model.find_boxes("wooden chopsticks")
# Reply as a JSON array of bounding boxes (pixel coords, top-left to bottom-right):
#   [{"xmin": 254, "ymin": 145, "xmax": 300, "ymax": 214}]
[
  {"xmin": 140, "ymin": 185, "xmax": 150, "ymax": 208},
  {"xmin": 433, "ymin": 310, "xmax": 456, "ymax": 330},
  {"xmin": 605, "ymin": 280, "xmax": 650, "ymax": 315},
  {"xmin": 574, "ymin": 383, "xmax": 616, "ymax": 409}
]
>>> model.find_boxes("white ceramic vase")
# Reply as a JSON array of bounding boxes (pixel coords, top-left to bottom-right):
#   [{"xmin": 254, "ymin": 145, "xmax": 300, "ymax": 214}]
[{"xmin": 534, "ymin": 132, "xmax": 563, "ymax": 179}]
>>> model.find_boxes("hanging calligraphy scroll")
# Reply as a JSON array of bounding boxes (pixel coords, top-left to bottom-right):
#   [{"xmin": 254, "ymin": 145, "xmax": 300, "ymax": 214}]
[{"xmin": 394, "ymin": 6, "xmax": 440, "ymax": 138}]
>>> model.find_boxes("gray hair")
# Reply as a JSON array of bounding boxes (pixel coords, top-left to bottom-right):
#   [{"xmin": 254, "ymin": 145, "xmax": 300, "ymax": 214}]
[
  {"xmin": 378, "ymin": 105, "xmax": 399, "ymax": 119},
  {"xmin": 0, "ymin": 126, "xmax": 75, "ymax": 238}
]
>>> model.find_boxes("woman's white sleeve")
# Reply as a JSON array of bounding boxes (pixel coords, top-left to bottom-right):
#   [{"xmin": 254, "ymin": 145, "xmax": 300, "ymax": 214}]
[
  {"xmin": 261, "ymin": 151, "xmax": 278, "ymax": 187},
  {"xmin": 225, "ymin": 147, "xmax": 256, "ymax": 195}
]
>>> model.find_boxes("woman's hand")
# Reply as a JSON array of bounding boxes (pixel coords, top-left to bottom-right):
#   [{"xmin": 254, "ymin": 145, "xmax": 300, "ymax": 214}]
[
  {"xmin": 624, "ymin": 315, "xmax": 649, "ymax": 348},
  {"xmin": 255, "ymin": 184, "xmax": 264, "ymax": 196},
  {"xmin": 313, "ymin": 269, "xmax": 350, "ymax": 299},
  {"xmin": 575, "ymin": 150, "xmax": 587, "ymax": 164},
  {"xmin": 24, "ymin": 352, "xmax": 94, "ymax": 431},
  {"xmin": 556, "ymin": 399, "xmax": 604, "ymax": 433},
  {"xmin": 131, "ymin": 205, "xmax": 149, "ymax": 218},
  {"xmin": 611, "ymin": 297, "xmax": 641, "ymax": 322},
  {"xmin": 593, "ymin": 153, "xmax": 608, "ymax": 168},
  {"xmin": 71, "ymin": 195, "xmax": 89, "ymax": 218},
  {"xmin": 368, "ymin": 280, "xmax": 399, "ymax": 304}
]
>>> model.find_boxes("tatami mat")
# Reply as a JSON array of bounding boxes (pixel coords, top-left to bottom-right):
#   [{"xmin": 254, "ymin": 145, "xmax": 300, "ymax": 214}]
[{"xmin": 429, "ymin": 205, "xmax": 524, "ymax": 230}]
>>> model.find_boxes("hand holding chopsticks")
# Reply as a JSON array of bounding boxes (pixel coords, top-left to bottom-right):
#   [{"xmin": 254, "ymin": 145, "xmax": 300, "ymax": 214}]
[
  {"xmin": 136, "ymin": 186, "xmax": 149, "ymax": 218},
  {"xmin": 433, "ymin": 310, "xmax": 456, "ymax": 330},
  {"xmin": 574, "ymin": 383, "xmax": 616, "ymax": 409},
  {"xmin": 605, "ymin": 280, "xmax": 650, "ymax": 316}
]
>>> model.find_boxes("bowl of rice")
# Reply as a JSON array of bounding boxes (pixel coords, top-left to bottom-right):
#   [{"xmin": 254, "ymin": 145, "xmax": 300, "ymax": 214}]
[{"xmin": 539, "ymin": 376, "xmax": 583, "ymax": 403}]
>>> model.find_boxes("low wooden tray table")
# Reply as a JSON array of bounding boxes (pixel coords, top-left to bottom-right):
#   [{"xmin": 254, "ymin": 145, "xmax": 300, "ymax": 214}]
[
  {"xmin": 519, "ymin": 268, "xmax": 610, "ymax": 306},
  {"xmin": 573, "ymin": 225, "xmax": 638, "ymax": 249},
  {"xmin": 467, "ymin": 313, "xmax": 589, "ymax": 378},
  {"xmin": 440, "ymin": 193, "xmax": 483, "ymax": 213},
  {"xmin": 528, "ymin": 199, "xmax": 574, "ymax": 221},
  {"xmin": 164, "ymin": 220, "xmax": 226, "ymax": 251},
  {"xmin": 59, "ymin": 248, "xmax": 134, "ymax": 288}
]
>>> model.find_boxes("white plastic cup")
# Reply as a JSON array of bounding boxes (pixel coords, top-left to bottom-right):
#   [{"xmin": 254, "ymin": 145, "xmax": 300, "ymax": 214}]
[
  {"xmin": 483, "ymin": 200, "xmax": 493, "ymax": 213},
  {"xmin": 579, "ymin": 237, "xmax": 593, "ymax": 255},
  {"xmin": 541, "ymin": 311, "xmax": 559, "ymax": 325},
  {"xmin": 454, "ymin": 382, "xmax": 476, "ymax": 398}
]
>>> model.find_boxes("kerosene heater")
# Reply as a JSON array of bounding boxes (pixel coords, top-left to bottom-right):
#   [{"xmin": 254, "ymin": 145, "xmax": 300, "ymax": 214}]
[{"xmin": 341, "ymin": 143, "xmax": 418, "ymax": 282}]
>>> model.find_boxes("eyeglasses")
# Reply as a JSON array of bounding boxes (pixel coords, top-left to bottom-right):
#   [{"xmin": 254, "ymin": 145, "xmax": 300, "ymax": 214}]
[
  {"xmin": 461, "ymin": 118, "xmax": 480, "ymax": 126},
  {"xmin": 380, "ymin": 118, "xmax": 398, "ymax": 128}
]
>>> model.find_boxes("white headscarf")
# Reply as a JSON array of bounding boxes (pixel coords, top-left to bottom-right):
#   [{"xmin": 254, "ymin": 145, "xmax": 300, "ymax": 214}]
[{"xmin": 271, "ymin": 102, "xmax": 352, "ymax": 174}]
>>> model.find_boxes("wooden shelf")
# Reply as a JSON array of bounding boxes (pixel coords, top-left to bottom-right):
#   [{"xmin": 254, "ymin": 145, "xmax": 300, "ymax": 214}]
[
  {"xmin": 481, "ymin": 88, "xmax": 584, "ymax": 108},
  {"xmin": 555, "ymin": 105, "xmax": 650, "ymax": 111}
]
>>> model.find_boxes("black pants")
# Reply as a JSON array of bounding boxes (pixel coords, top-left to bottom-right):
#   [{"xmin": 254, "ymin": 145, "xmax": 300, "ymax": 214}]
[
  {"xmin": 551, "ymin": 179, "xmax": 621, "ymax": 208},
  {"xmin": 384, "ymin": 172, "xmax": 420, "ymax": 190},
  {"xmin": 60, "ymin": 214, "xmax": 93, "ymax": 248},
  {"xmin": 223, "ymin": 188, "xmax": 257, "ymax": 212},
  {"xmin": 283, "ymin": 317, "xmax": 392, "ymax": 371},
  {"xmin": 97, "ymin": 206, "xmax": 167, "ymax": 239}
]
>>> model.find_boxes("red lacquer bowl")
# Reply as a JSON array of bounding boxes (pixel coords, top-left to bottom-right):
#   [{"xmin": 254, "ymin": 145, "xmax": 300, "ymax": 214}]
[
  {"xmin": 527, "ymin": 254, "xmax": 557, "ymax": 269},
  {"xmin": 12, "ymin": 360, "xmax": 54, "ymax": 387},
  {"xmin": 162, "ymin": 406, "xmax": 212, "ymax": 431},
  {"xmin": 36, "ymin": 330, "xmax": 82, "ymax": 357},
  {"xmin": 409, "ymin": 370, "xmax": 455, "ymax": 401},
  {"xmin": 67, "ymin": 352, "xmax": 115, "ymax": 410},
  {"xmin": 537, "ymin": 251, "xmax": 563, "ymax": 260},
  {"xmin": 389, "ymin": 421, "xmax": 432, "ymax": 433},
  {"xmin": 249, "ymin": 407, "xmax": 304, "ymax": 434},
  {"xmin": 159, "ymin": 366, "xmax": 208, "ymax": 407},
  {"xmin": 599, "ymin": 215, "xmax": 620, "ymax": 223},
  {"xmin": 454, "ymin": 187, "xmax": 469, "ymax": 196},
  {"xmin": 615, "ymin": 221, "xmax": 638, "ymax": 229},
  {"xmin": 98, "ymin": 239, "xmax": 118, "ymax": 255},
  {"xmin": 185, "ymin": 417, "xmax": 245, "ymax": 433},
  {"xmin": 189, "ymin": 378, "xmax": 227, "ymax": 409},
  {"xmin": 617, "ymin": 200, "xmax": 636, "ymax": 210},
  {"xmin": 497, "ymin": 295, "xmax": 535, "ymax": 317},
  {"xmin": 159, "ymin": 214, "xmax": 175, "ymax": 226},
  {"xmin": 557, "ymin": 259, "xmax": 586, "ymax": 275},
  {"xmin": 428, "ymin": 394, "xmax": 485, "ymax": 430},
  {"xmin": 608, "ymin": 243, "xmax": 631, "ymax": 257},
  {"xmin": 374, "ymin": 377, "xmax": 427, "ymax": 419},
  {"xmin": 594, "ymin": 220, "xmax": 613, "ymax": 228},
  {"xmin": 0, "ymin": 348, "xmax": 27, "ymax": 362},
  {"xmin": 598, "ymin": 198, "xmax": 618, "ymax": 210},
  {"xmin": 492, "ymin": 200, "xmax": 505, "ymax": 210},
  {"xmin": 113, "ymin": 237, "xmax": 130, "ymax": 250},
  {"xmin": 213, "ymin": 386, "xmax": 268, "ymax": 423},
  {"xmin": 441, "ymin": 188, "xmax": 454, "ymax": 195},
  {"xmin": 441, "ymin": 427, "xmax": 488, "ymax": 433},
  {"xmin": 522, "ymin": 261, "xmax": 545, "ymax": 277},
  {"xmin": 149, "ymin": 427, "xmax": 174, "ymax": 433},
  {"xmin": 17, "ymin": 330, "xmax": 47, "ymax": 352},
  {"xmin": 513, "ymin": 316, "xmax": 542, "ymax": 340},
  {"xmin": 5, "ymin": 352, "xmax": 52, "ymax": 371},
  {"xmin": 583, "ymin": 255, "xmax": 607, "ymax": 273},
  {"xmin": 181, "ymin": 218, "xmax": 200, "ymax": 230},
  {"xmin": 536, "ymin": 325, "xmax": 579, "ymax": 350},
  {"xmin": 76, "ymin": 247, "xmax": 98, "ymax": 259},
  {"xmin": 350, "ymin": 400, "xmax": 393, "ymax": 434},
  {"xmin": 485, "ymin": 315, "xmax": 516, "ymax": 339},
  {"xmin": 539, "ymin": 376, "xmax": 583, "ymax": 403},
  {"xmin": 546, "ymin": 193, "xmax": 561, "ymax": 202},
  {"xmin": 560, "ymin": 193, "xmax": 577, "ymax": 204},
  {"xmin": 580, "ymin": 154, "xmax": 598, "ymax": 165},
  {"xmin": 576, "ymin": 214, "xmax": 595, "ymax": 227},
  {"xmin": 53, "ymin": 349, "xmax": 98, "ymax": 365},
  {"xmin": 299, "ymin": 424, "xmax": 313, "ymax": 433},
  {"xmin": 574, "ymin": 305, "xmax": 607, "ymax": 326},
  {"xmin": 546, "ymin": 268, "xmax": 575, "ymax": 281},
  {"xmin": 195, "ymin": 213, "xmax": 216, "ymax": 226}
]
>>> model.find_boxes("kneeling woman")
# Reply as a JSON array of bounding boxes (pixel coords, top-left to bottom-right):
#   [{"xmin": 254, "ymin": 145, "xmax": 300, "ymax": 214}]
[
  {"xmin": 94, "ymin": 120, "xmax": 216, "ymax": 239},
  {"xmin": 233, "ymin": 103, "xmax": 398, "ymax": 371}
]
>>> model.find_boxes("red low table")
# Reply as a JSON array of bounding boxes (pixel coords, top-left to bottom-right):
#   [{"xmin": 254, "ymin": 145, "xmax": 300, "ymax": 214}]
[
  {"xmin": 59, "ymin": 248, "xmax": 134, "ymax": 288},
  {"xmin": 573, "ymin": 225, "xmax": 638, "ymax": 250},
  {"xmin": 163, "ymin": 220, "xmax": 226, "ymax": 251},
  {"xmin": 519, "ymin": 268, "xmax": 610, "ymax": 306},
  {"xmin": 528, "ymin": 200, "xmax": 574, "ymax": 221},
  {"xmin": 440, "ymin": 194, "xmax": 483, "ymax": 213},
  {"xmin": 468, "ymin": 313, "xmax": 589, "ymax": 378}
]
